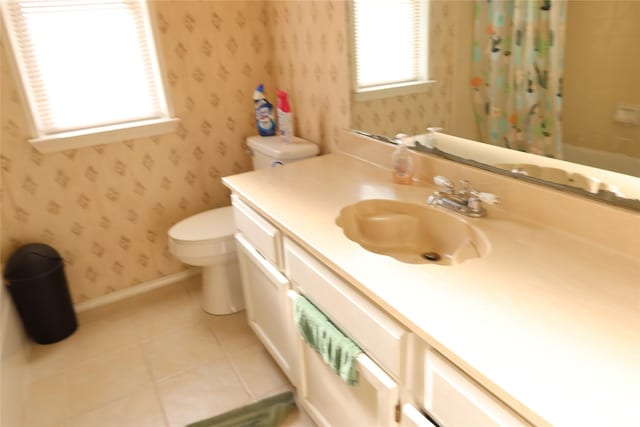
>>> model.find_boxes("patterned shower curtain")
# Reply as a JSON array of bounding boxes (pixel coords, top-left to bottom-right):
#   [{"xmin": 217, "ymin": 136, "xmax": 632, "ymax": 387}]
[{"xmin": 471, "ymin": 0, "xmax": 566, "ymax": 158}]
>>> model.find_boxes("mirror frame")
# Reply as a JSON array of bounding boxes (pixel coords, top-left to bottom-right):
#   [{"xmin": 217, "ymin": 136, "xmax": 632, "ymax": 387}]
[
  {"xmin": 413, "ymin": 141, "xmax": 640, "ymax": 212},
  {"xmin": 350, "ymin": 129, "xmax": 640, "ymax": 212}
]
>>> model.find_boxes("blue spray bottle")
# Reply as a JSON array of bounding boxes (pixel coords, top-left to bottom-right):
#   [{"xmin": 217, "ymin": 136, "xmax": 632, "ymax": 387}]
[{"xmin": 253, "ymin": 84, "xmax": 276, "ymax": 136}]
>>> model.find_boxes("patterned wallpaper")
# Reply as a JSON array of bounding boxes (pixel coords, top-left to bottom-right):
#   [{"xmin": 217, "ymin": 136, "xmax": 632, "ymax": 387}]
[
  {"xmin": 350, "ymin": 0, "xmax": 459, "ymax": 138},
  {"xmin": 267, "ymin": 1, "xmax": 351, "ymax": 153},
  {"xmin": 0, "ymin": 0, "xmax": 358, "ymax": 303},
  {"xmin": 1, "ymin": 1, "xmax": 280, "ymax": 302}
]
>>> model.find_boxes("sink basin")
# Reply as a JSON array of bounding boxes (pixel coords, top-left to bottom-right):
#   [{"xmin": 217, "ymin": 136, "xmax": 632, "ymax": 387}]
[{"xmin": 336, "ymin": 199, "xmax": 490, "ymax": 265}]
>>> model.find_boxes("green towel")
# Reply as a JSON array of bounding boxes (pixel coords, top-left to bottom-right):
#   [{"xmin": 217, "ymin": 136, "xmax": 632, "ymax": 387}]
[
  {"xmin": 293, "ymin": 295, "xmax": 362, "ymax": 385},
  {"xmin": 185, "ymin": 391, "xmax": 296, "ymax": 427}
]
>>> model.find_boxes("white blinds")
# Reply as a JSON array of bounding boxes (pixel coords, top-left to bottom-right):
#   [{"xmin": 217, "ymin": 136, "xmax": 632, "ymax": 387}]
[
  {"xmin": 352, "ymin": 0, "xmax": 427, "ymax": 90},
  {"xmin": 4, "ymin": 0, "xmax": 168, "ymax": 135}
]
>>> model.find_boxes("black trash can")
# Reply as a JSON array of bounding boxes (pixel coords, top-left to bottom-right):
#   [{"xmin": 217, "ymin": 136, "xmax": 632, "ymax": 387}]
[{"xmin": 4, "ymin": 243, "xmax": 77, "ymax": 344}]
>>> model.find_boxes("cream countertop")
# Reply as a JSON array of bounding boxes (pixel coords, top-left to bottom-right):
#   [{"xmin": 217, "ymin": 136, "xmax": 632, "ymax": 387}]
[{"xmin": 222, "ymin": 153, "xmax": 640, "ymax": 427}]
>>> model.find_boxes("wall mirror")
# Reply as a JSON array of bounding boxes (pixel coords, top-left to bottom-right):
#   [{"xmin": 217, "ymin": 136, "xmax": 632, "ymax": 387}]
[{"xmin": 349, "ymin": 0, "xmax": 639, "ymax": 211}]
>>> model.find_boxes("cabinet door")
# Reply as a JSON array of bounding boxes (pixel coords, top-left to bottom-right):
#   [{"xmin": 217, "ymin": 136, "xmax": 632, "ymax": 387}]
[
  {"xmin": 424, "ymin": 350, "xmax": 529, "ymax": 427},
  {"xmin": 235, "ymin": 233, "xmax": 295, "ymax": 383},
  {"xmin": 400, "ymin": 404, "xmax": 437, "ymax": 427},
  {"xmin": 289, "ymin": 291, "xmax": 399, "ymax": 427}
]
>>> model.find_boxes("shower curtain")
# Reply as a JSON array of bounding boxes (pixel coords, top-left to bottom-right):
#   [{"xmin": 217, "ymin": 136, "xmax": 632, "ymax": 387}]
[{"xmin": 471, "ymin": 0, "xmax": 566, "ymax": 158}]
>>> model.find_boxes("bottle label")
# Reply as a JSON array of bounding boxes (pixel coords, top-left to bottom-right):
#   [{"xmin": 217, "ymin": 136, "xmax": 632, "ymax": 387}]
[
  {"xmin": 255, "ymin": 99, "xmax": 275, "ymax": 136},
  {"xmin": 278, "ymin": 110, "xmax": 293, "ymax": 143},
  {"xmin": 395, "ymin": 158, "xmax": 410, "ymax": 176},
  {"xmin": 392, "ymin": 151, "xmax": 414, "ymax": 184}
]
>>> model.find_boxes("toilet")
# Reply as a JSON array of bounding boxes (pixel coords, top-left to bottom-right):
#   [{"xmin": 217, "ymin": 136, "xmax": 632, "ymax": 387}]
[{"xmin": 168, "ymin": 135, "xmax": 319, "ymax": 315}]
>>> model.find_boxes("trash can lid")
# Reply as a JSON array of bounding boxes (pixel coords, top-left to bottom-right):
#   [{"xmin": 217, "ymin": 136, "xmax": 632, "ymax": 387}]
[{"xmin": 4, "ymin": 243, "xmax": 63, "ymax": 283}]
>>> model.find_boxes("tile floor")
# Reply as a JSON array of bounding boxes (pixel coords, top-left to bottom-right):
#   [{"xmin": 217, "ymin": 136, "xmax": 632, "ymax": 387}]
[{"xmin": 20, "ymin": 276, "xmax": 314, "ymax": 427}]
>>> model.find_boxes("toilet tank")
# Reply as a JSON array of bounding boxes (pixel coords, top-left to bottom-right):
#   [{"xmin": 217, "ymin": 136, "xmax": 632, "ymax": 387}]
[{"xmin": 247, "ymin": 135, "xmax": 319, "ymax": 169}]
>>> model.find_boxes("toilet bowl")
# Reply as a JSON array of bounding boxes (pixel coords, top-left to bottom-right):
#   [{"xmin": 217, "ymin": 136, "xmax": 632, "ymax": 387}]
[
  {"xmin": 168, "ymin": 207, "xmax": 243, "ymax": 315},
  {"xmin": 168, "ymin": 135, "xmax": 318, "ymax": 315}
]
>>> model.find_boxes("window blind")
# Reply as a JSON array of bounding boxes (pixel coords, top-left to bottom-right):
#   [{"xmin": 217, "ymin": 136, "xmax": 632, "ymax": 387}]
[
  {"xmin": 3, "ymin": 0, "xmax": 169, "ymax": 136},
  {"xmin": 352, "ymin": 0, "xmax": 427, "ymax": 90}
]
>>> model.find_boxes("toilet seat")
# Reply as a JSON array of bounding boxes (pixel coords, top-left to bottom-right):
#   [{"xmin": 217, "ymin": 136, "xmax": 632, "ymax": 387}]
[
  {"xmin": 168, "ymin": 206, "xmax": 235, "ymax": 244},
  {"xmin": 168, "ymin": 206, "xmax": 237, "ymax": 264}
]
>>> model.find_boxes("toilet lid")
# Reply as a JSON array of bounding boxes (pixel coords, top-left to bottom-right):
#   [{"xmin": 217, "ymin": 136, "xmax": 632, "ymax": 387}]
[{"xmin": 169, "ymin": 206, "xmax": 235, "ymax": 242}]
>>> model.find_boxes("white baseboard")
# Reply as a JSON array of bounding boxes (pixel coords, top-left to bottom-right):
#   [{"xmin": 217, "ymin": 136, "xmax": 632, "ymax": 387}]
[{"xmin": 74, "ymin": 268, "xmax": 200, "ymax": 313}]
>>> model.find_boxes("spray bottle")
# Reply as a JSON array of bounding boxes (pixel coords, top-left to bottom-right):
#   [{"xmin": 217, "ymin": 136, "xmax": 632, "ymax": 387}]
[
  {"xmin": 276, "ymin": 90, "xmax": 293, "ymax": 143},
  {"xmin": 253, "ymin": 84, "xmax": 276, "ymax": 136}
]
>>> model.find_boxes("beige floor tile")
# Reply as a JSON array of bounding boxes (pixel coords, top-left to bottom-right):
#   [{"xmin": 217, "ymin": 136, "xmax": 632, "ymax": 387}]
[
  {"xmin": 27, "ymin": 337, "xmax": 76, "ymax": 382},
  {"xmin": 28, "ymin": 294, "xmax": 140, "ymax": 382},
  {"xmin": 133, "ymin": 286, "xmax": 207, "ymax": 341},
  {"xmin": 22, "ymin": 372, "xmax": 70, "ymax": 427},
  {"xmin": 142, "ymin": 321, "xmax": 226, "ymax": 380},
  {"xmin": 75, "ymin": 295, "xmax": 142, "ymax": 325},
  {"xmin": 260, "ymin": 383, "xmax": 295, "ymax": 398},
  {"xmin": 249, "ymin": 384, "xmax": 316, "ymax": 426},
  {"xmin": 66, "ymin": 344, "xmax": 152, "ymax": 416},
  {"xmin": 22, "ymin": 279, "xmax": 301, "ymax": 427},
  {"xmin": 66, "ymin": 384, "xmax": 166, "ymax": 427},
  {"xmin": 205, "ymin": 311, "xmax": 261, "ymax": 354},
  {"xmin": 231, "ymin": 343, "xmax": 290, "ymax": 400},
  {"xmin": 63, "ymin": 314, "xmax": 139, "ymax": 368},
  {"xmin": 182, "ymin": 274, "xmax": 202, "ymax": 296},
  {"xmin": 156, "ymin": 362, "xmax": 252, "ymax": 427},
  {"xmin": 281, "ymin": 406, "xmax": 317, "ymax": 427}
]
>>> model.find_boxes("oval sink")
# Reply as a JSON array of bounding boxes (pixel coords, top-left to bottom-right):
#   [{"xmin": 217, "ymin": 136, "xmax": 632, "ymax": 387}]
[{"xmin": 336, "ymin": 199, "xmax": 490, "ymax": 265}]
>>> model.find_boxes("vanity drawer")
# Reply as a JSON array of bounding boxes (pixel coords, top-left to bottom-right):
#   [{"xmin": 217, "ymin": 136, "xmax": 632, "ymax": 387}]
[
  {"xmin": 284, "ymin": 237, "xmax": 408, "ymax": 380},
  {"xmin": 424, "ymin": 349, "xmax": 530, "ymax": 427},
  {"xmin": 231, "ymin": 194, "xmax": 282, "ymax": 268}
]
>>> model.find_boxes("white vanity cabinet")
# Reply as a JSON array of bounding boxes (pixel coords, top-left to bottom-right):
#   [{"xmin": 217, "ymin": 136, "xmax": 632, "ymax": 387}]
[
  {"xmin": 231, "ymin": 196, "xmax": 296, "ymax": 383},
  {"xmin": 230, "ymin": 192, "xmax": 531, "ymax": 427}
]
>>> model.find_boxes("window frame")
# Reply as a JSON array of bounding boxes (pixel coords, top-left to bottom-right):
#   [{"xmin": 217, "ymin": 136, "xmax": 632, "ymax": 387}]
[
  {"xmin": 0, "ymin": 0, "xmax": 178, "ymax": 153},
  {"xmin": 348, "ymin": 0, "xmax": 434, "ymax": 102}
]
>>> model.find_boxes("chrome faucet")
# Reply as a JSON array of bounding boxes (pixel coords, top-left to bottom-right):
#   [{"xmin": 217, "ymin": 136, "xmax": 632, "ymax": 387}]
[{"xmin": 427, "ymin": 176, "xmax": 500, "ymax": 218}]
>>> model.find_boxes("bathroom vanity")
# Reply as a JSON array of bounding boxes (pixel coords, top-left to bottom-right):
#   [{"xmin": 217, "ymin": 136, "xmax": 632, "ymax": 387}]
[{"xmin": 222, "ymin": 148, "xmax": 640, "ymax": 427}]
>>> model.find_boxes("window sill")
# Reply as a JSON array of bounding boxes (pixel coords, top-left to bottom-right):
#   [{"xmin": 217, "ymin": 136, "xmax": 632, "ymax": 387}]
[
  {"xmin": 353, "ymin": 80, "xmax": 436, "ymax": 102},
  {"xmin": 28, "ymin": 117, "xmax": 180, "ymax": 153}
]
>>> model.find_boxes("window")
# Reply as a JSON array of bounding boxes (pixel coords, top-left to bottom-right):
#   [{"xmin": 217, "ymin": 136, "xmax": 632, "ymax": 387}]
[
  {"xmin": 1, "ymin": 0, "xmax": 178, "ymax": 152},
  {"xmin": 350, "ymin": 0, "xmax": 430, "ymax": 101}
]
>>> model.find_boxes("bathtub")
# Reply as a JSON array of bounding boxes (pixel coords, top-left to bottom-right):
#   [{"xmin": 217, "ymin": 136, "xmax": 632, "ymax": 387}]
[{"xmin": 563, "ymin": 143, "xmax": 640, "ymax": 178}]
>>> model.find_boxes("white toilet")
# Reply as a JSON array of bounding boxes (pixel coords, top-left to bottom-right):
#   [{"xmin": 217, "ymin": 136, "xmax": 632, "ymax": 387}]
[{"xmin": 168, "ymin": 135, "xmax": 319, "ymax": 315}]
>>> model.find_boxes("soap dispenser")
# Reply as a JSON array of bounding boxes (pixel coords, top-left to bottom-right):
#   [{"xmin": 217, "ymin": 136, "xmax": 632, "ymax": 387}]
[{"xmin": 391, "ymin": 133, "xmax": 415, "ymax": 185}]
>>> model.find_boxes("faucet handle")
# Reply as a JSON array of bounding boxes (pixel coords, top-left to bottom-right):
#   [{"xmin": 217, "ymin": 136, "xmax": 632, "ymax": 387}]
[
  {"xmin": 433, "ymin": 175, "xmax": 454, "ymax": 193},
  {"xmin": 471, "ymin": 191, "xmax": 501, "ymax": 205},
  {"xmin": 458, "ymin": 180, "xmax": 470, "ymax": 196}
]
